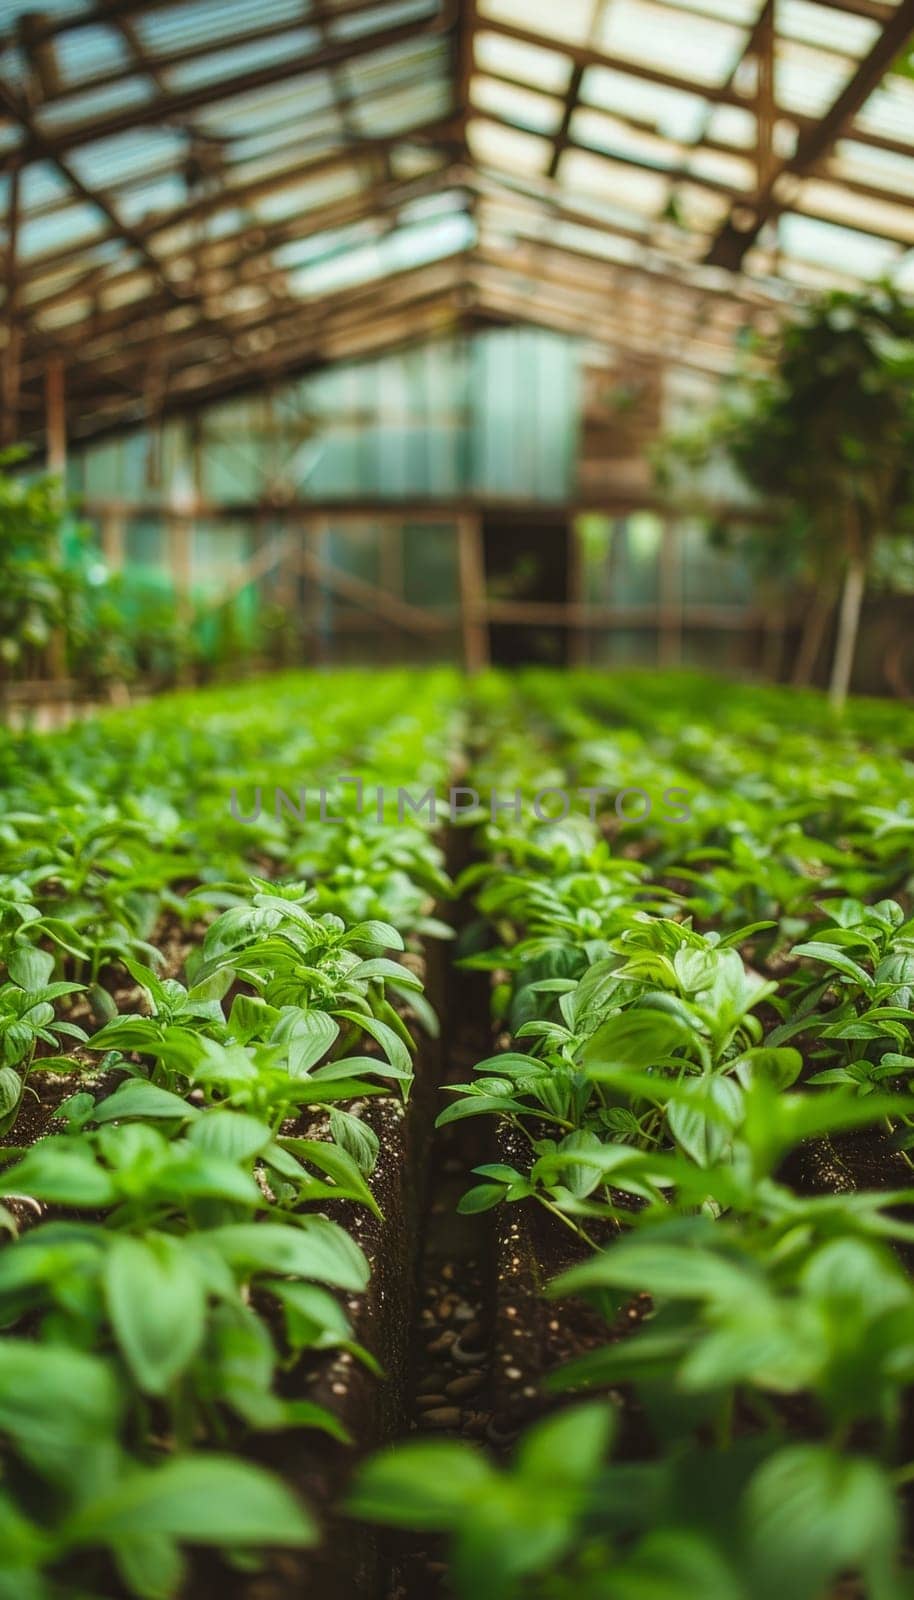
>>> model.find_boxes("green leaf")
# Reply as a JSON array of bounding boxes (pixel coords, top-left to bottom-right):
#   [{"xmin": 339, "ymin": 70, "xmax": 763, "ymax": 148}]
[
  {"xmin": 0, "ymin": 1341, "xmax": 121, "ymax": 1488},
  {"xmin": 104, "ymin": 1235, "xmax": 206, "ymax": 1396},
  {"xmin": 348, "ymin": 1441, "xmax": 494, "ymax": 1529},
  {"xmin": 187, "ymin": 1110, "xmax": 272, "ymax": 1163},
  {"xmin": 349, "ymin": 920, "xmax": 404, "ymax": 954},
  {"xmin": 334, "ymin": 1009, "xmax": 413, "ymax": 1076},
  {"xmin": 436, "ymin": 1094, "xmax": 526, "ymax": 1128},
  {"xmin": 6, "ymin": 946, "xmax": 55, "ymax": 991},
  {"xmin": 553, "ymin": 1237, "xmax": 752, "ymax": 1304},
  {"xmin": 67, "ymin": 1456, "xmax": 316, "ymax": 1548},
  {"xmin": 328, "ymin": 1108, "xmax": 379, "ymax": 1176},
  {"xmin": 517, "ymin": 1402, "xmax": 613, "ymax": 1485},
  {"xmin": 0, "ymin": 1142, "xmax": 116, "ymax": 1207},
  {"xmin": 275, "ymin": 1009, "xmax": 340, "ymax": 1076},
  {"xmin": 457, "ymin": 1183, "xmax": 507, "ymax": 1214},
  {"xmin": 204, "ymin": 1218, "xmax": 369, "ymax": 1292},
  {"xmin": 91, "ymin": 1081, "xmax": 196, "ymax": 1124},
  {"xmin": 0, "ymin": 1067, "xmax": 23, "ymax": 1136},
  {"xmin": 278, "ymin": 1137, "xmax": 381, "ymax": 1218},
  {"xmin": 349, "ymin": 957, "xmax": 422, "ymax": 990},
  {"xmin": 745, "ymin": 1446, "xmax": 900, "ymax": 1600},
  {"xmin": 581, "ymin": 1010, "xmax": 692, "ymax": 1076},
  {"xmin": 119, "ymin": 957, "xmax": 170, "ymax": 1011},
  {"xmin": 791, "ymin": 942, "xmax": 875, "ymax": 993},
  {"xmin": 732, "ymin": 1047, "xmax": 803, "ymax": 1090},
  {"xmin": 667, "ymin": 1076, "xmax": 743, "ymax": 1167},
  {"xmin": 228, "ymin": 993, "xmax": 279, "ymax": 1045}
]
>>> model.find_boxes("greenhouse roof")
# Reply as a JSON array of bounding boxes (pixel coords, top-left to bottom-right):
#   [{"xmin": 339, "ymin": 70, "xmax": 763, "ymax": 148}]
[{"xmin": 2, "ymin": 0, "xmax": 914, "ymax": 444}]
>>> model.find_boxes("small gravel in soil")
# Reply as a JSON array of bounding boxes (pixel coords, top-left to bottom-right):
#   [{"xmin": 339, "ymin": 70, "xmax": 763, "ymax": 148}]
[{"xmin": 419, "ymin": 1407, "xmax": 462, "ymax": 1429}]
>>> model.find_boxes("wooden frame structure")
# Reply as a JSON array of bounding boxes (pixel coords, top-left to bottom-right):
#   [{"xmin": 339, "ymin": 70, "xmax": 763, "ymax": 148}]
[
  {"xmin": 3, "ymin": 0, "xmax": 914, "ymax": 454},
  {"xmin": 81, "ymin": 495, "xmax": 777, "ymax": 674}
]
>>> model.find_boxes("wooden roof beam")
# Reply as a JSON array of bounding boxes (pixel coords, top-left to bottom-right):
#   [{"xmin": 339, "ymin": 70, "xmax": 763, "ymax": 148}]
[
  {"xmin": 23, "ymin": 162, "xmax": 463, "ymax": 327},
  {"xmin": 470, "ymin": 101, "xmax": 914, "ymax": 250},
  {"xmin": 2, "ymin": 4, "xmax": 455, "ymax": 172},
  {"xmin": 21, "ymin": 281, "xmax": 469, "ymax": 445},
  {"xmin": 0, "ymin": 78, "xmax": 188, "ymax": 313},
  {"xmin": 19, "ymin": 255, "xmax": 470, "ymax": 407},
  {"xmin": 14, "ymin": 118, "xmax": 456, "ymax": 290},
  {"xmin": 706, "ymin": 0, "xmax": 914, "ymax": 267},
  {"xmin": 3, "ymin": 0, "xmax": 423, "ymax": 104}
]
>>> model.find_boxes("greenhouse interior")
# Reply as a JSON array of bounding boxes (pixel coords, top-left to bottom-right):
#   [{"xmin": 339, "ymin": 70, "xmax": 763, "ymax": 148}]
[{"xmin": 5, "ymin": 1, "xmax": 914, "ymax": 1596}]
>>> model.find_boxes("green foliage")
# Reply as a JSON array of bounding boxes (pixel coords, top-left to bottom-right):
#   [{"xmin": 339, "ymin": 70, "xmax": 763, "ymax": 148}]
[
  {"xmin": 659, "ymin": 288, "xmax": 914, "ymax": 574},
  {"xmin": 357, "ymin": 666, "xmax": 914, "ymax": 1600},
  {"xmin": 0, "ymin": 666, "xmax": 459, "ymax": 1594}
]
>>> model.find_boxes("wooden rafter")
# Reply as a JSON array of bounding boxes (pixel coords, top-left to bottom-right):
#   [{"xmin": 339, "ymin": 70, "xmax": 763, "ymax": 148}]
[
  {"xmin": 1, "ymin": 6, "xmax": 453, "ymax": 172},
  {"xmin": 706, "ymin": 0, "xmax": 914, "ymax": 267},
  {"xmin": 3, "ymin": 0, "xmax": 914, "ymax": 452}
]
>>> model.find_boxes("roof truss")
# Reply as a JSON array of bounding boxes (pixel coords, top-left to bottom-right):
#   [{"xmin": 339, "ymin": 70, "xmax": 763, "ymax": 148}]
[{"xmin": 2, "ymin": 0, "xmax": 914, "ymax": 449}]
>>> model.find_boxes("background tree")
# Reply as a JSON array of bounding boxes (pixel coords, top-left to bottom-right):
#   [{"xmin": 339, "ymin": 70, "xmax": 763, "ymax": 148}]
[{"xmin": 657, "ymin": 288, "xmax": 914, "ymax": 708}]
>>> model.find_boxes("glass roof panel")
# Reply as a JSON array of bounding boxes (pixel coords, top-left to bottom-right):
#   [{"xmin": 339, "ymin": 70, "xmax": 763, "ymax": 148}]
[
  {"xmin": 19, "ymin": 201, "xmax": 109, "ymax": 258},
  {"xmin": 778, "ymin": 0, "xmax": 878, "ymax": 56},
  {"xmin": 67, "ymin": 129, "xmax": 187, "ymax": 188},
  {"xmin": 651, "ymin": 0, "xmax": 757, "ymax": 23},
  {"xmin": 775, "ymin": 40, "xmax": 856, "ymax": 116},
  {"xmin": 855, "ymin": 75, "xmax": 914, "ymax": 140},
  {"xmin": 705, "ymin": 103, "xmax": 759, "ymax": 149},
  {"xmin": 598, "ymin": 0, "xmax": 748, "ymax": 86},
  {"xmin": 327, "ymin": 0, "xmax": 439, "ymax": 38},
  {"xmin": 118, "ymin": 174, "xmax": 196, "ymax": 224},
  {"xmin": 580, "ymin": 67, "xmax": 710, "ymax": 142},
  {"xmin": 53, "ymin": 22, "xmax": 130, "ymax": 86},
  {"xmin": 34, "ymin": 74, "xmax": 154, "ymax": 132},
  {"xmin": 20, "ymin": 160, "xmax": 70, "ymax": 207},
  {"xmin": 471, "ymin": 75, "xmax": 565, "ymax": 135},
  {"xmin": 2, "ymin": 0, "xmax": 913, "ymax": 430},
  {"xmin": 831, "ymin": 138, "xmax": 914, "ymax": 198},
  {"xmin": 468, "ymin": 116, "xmax": 554, "ymax": 175},
  {"xmin": 164, "ymin": 30, "xmax": 319, "ymax": 91},
  {"xmin": 479, "ymin": 0, "xmax": 605, "ymax": 47},
  {"xmin": 571, "ymin": 107, "xmax": 688, "ymax": 168},
  {"xmin": 558, "ymin": 148, "xmax": 670, "ymax": 217},
  {"xmin": 893, "ymin": 251, "xmax": 914, "ymax": 290},
  {"xmin": 134, "ymin": 0, "xmax": 305, "ymax": 51},
  {"xmin": 253, "ymin": 166, "xmax": 364, "ymax": 222},
  {"xmin": 796, "ymin": 177, "xmax": 914, "ymax": 245},
  {"xmin": 779, "ymin": 211, "xmax": 901, "ymax": 276},
  {"xmin": 686, "ymin": 146, "xmax": 755, "ymax": 190},
  {"xmin": 675, "ymin": 181, "xmax": 732, "ymax": 230},
  {"xmin": 287, "ymin": 210, "xmax": 473, "ymax": 295},
  {"xmin": 474, "ymin": 29, "xmax": 573, "ymax": 93}
]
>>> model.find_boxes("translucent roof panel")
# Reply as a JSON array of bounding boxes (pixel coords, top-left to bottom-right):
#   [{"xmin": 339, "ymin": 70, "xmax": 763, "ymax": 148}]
[
  {"xmin": 1, "ymin": 0, "xmax": 913, "ymax": 446},
  {"xmin": 598, "ymin": 0, "xmax": 749, "ymax": 87}
]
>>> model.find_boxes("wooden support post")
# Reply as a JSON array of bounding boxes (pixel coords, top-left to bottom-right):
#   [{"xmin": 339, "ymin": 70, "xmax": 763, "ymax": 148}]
[
  {"xmin": 2, "ymin": 162, "xmax": 21, "ymax": 448},
  {"xmin": 304, "ymin": 518, "xmax": 326, "ymax": 667},
  {"xmin": 274, "ymin": 519, "xmax": 300, "ymax": 666},
  {"xmin": 297, "ymin": 541, "xmax": 447, "ymax": 636},
  {"xmin": 658, "ymin": 518, "xmax": 682, "ymax": 668},
  {"xmin": 457, "ymin": 514, "xmax": 488, "ymax": 673},
  {"xmin": 45, "ymin": 356, "xmax": 66, "ymax": 475},
  {"xmin": 101, "ymin": 509, "xmax": 125, "ymax": 570},
  {"xmin": 754, "ymin": 0, "xmax": 775, "ymax": 196},
  {"xmin": 760, "ymin": 575, "xmax": 786, "ymax": 681},
  {"xmin": 381, "ymin": 516, "xmax": 404, "ymax": 662},
  {"xmin": 189, "ymin": 412, "xmax": 204, "ymax": 502},
  {"xmin": 567, "ymin": 519, "xmax": 586, "ymax": 668},
  {"xmin": 42, "ymin": 353, "xmax": 69, "ymax": 684},
  {"xmin": 168, "ymin": 515, "xmax": 194, "ymax": 683}
]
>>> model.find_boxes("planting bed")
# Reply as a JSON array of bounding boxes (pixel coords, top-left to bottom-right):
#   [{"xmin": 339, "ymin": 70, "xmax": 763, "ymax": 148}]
[{"xmin": 5, "ymin": 668, "xmax": 914, "ymax": 1599}]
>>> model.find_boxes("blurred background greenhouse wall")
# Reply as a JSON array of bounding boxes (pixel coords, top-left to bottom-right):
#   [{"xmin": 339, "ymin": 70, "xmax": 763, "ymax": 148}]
[
  {"xmin": 4, "ymin": 0, "xmax": 914, "ymax": 711},
  {"xmin": 57, "ymin": 316, "xmax": 910, "ymax": 692}
]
